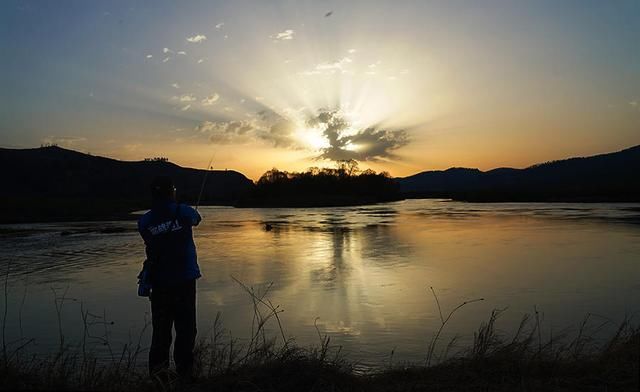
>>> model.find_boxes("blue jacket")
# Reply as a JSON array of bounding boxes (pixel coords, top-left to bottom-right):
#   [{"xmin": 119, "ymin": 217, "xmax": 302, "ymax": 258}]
[{"xmin": 138, "ymin": 201, "xmax": 202, "ymax": 287}]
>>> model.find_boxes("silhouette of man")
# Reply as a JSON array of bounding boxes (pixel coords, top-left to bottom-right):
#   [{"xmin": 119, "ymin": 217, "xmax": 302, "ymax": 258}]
[{"xmin": 138, "ymin": 176, "xmax": 202, "ymax": 381}]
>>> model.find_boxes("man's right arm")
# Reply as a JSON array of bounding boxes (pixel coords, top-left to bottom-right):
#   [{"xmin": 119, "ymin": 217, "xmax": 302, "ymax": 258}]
[
  {"xmin": 183, "ymin": 205, "xmax": 202, "ymax": 226},
  {"xmin": 138, "ymin": 216, "xmax": 152, "ymax": 259}
]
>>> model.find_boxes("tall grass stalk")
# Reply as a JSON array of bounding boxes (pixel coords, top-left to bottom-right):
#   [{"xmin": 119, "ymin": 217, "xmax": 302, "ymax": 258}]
[
  {"xmin": 426, "ymin": 286, "xmax": 484, "ymax": 366},
  {"xmin": 2, "ymin": 261, "xmax": 9, "ymax": 366}
]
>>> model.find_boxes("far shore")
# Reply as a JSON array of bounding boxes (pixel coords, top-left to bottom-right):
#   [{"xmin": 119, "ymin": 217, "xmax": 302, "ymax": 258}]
[{"xmin": 4, "ymin": 196, "xmax": 640, "ymax": 225}]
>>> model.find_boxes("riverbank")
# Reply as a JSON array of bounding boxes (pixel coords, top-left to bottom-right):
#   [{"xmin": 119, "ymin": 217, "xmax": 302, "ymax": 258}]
[
  {"xmin": 0, "ymin": 197, "xmax": 146, "ymax": 224},
  {"xmin": 1, "ymin": 311, "xmax": 638, "ymax": 391}
]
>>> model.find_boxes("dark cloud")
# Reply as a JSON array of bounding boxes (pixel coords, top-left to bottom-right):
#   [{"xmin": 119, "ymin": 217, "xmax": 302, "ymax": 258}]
[
  {"xmin": 196, "ymin": 114, "xmax": 300, "ymax": 148},
  {"xmin": 262, "ymin": 119, "xmax": 298, "ymax": 148},
  {"xmin": 308, "ymin": 110, "xmax": 408, "ymax": 161},
  {"xmin": 227, "ymin": 121, "xmax": 253, "ymax": 135},
  {"xmin": 196, "ymin": 120, "xmax": 254, "ymax": 144}
]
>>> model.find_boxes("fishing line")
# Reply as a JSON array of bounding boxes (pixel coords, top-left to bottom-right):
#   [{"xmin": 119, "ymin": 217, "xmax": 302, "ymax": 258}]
[{"xmin": 196, "ymin": 152, "xmax": 216, "ymax": 211}]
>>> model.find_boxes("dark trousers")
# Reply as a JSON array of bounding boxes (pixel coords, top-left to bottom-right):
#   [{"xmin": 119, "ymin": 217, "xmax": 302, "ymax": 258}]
[{"xmin": 149, "ymin": 279, "xmax": 197, "ymax": 378}]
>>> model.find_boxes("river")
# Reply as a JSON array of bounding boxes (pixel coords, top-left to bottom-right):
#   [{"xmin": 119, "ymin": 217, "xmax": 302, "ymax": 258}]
[{"xmin": 1, "ymin": 200, "xmax": 639, "ymax": 368}]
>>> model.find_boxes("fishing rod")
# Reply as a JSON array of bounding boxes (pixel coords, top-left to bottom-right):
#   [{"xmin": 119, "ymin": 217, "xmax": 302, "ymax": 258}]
[{"xmin": 195, "ymin": 152, "xmax": 216, "ymax": 211}]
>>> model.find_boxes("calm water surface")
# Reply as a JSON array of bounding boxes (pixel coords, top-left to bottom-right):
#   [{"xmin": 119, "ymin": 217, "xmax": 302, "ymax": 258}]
[{"xmin": 1, "ymin": 200, "xmax": 639, "ymax": 367}]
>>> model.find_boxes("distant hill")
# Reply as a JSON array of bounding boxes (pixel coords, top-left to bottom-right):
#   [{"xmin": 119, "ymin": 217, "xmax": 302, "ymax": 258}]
[
  {"xmin": 397, "ymin": 145, "xmax": 640, "ymax": 202},
  {"xmin": 0, "ymin": 146, "xmax": 254, "ymax": 223}
]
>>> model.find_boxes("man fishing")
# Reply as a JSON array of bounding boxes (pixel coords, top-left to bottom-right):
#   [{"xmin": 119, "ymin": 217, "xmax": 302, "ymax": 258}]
[{"xmin": 137, "ymin": 176, "xmax": 202, "ymax": 381}]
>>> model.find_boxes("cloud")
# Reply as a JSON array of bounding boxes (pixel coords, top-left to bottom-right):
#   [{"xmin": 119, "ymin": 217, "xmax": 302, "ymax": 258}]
[
  {"xmin": 215, "ymin": 22, "xmax": 224, "ymax": 29},
  {"xmin": 193, "ymin": 108, "xmax": 407, "ymax": 160},
  {"xmin": 301, "ymin": 57, "xmax": 352, "ymax": 75},
  {"xmin": 365, "ymin": 61, "xmax": 381, "ymax": 75},
  {"xmin": 41, "ymin": 136, "xmax": 87, "ymax": 147},
  {"xmin": 195, "ymin": 112, "xmax": 301, "ymax": 148},
  {"xmin": 308, "ymin": 110, "xmax": 408, "ymax": 161},
  {"xmin": 172, "ymin": 93, "xmax": 195, "ymax": 102},
  {"xmin": 181, "ymin": 104, "xmax": 191, "ymax": 111},
  {"xmin": 192, "ymin": 109, "xmax": 408, "ymax": 159},
  {"xmin": 270, "ymin": 29, "xmax": 294, "ymax": 41},
  {"xmin": 186, "ymin": 34, "xmax": 207, "ymax": 43},
  {"xmin": 319, "ymin": 57, "xmax": 352, "ymax": 70},
  {"xmin": 195, "ymin": 121, "xmax": 218, "ymax": 133},
  {"xmin": 124, "ymin": 143, "xmax": 142, "ymax": 152},
  {"xmin": 262, "ymin": 119, "xmax": 298, "ymax": 148},
  {"xmin": 163, "ymin": 48, "xmax": 172, "ymax": 53},
  {"xmin": 202, "ymin": 94, "xmax": 220, "ymax": 106},
  {"xmin": 162, "ymin": 57, "xmax": 170, "ymax": 63},
  {"xmin": 171, "ymin": 83, "xmax": 180, "ymax": 89},
  {"xmin": 196, "ymin": 120, "xmax": 255, "ymax": 144},
  {"xmin": 145, "ymin": 54, "xmax": 153, "ymax": 58},
  {"xmin": 177, "ymin": 51, "xmax": 187, "ymax": 55},
  {"xmin": 197, "ymin": 58, "xmax": 205, "ymax": 64}
]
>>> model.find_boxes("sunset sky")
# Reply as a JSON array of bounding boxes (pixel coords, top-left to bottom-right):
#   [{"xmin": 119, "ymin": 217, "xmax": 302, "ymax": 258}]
[{"xmin": 1, "ymin": 0, "xmax": 639, "ymax": 180}]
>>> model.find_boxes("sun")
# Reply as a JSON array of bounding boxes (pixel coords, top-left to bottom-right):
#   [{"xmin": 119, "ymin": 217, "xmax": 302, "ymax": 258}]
[
  {"xmin": 295, "ymin": 126, "xmax": 330, "ymax": 151},
  {"xmin": 291, "ymin": 111, "xmax": 369, "ymax": 153}
]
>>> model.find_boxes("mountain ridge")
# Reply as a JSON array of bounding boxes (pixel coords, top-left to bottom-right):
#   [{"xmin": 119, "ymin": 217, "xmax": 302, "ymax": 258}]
[
  {"xmin": 397, "ymin": 144, "xmax": 640, "ymax": 201},
  {"xmin": 0, "ymin": 145, "xmax": 254, "ymax": 223}
]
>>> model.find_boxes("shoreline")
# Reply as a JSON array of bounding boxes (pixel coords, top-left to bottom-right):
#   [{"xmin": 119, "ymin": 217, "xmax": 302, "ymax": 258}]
[{"xmin": 3, "ymin": 197, "xmax": 640, "ymax": 225}]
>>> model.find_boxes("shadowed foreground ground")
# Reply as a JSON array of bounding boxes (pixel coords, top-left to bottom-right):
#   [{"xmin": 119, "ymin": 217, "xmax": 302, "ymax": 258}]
[{"xmin": 1, "ymin": 309, "xmax": 638, "ymax": 391}]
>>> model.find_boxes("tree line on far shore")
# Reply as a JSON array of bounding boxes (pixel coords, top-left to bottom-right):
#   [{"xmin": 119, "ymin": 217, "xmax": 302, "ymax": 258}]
[{"xmin": 241, "ymin": 160, "xmax": 402, "ymax": 207}]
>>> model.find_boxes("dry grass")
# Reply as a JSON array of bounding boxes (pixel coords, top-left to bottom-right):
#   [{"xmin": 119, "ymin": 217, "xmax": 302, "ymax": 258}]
[{"xmin": 1, "ymin": 276, "xmax": 639, "ymax": 391}]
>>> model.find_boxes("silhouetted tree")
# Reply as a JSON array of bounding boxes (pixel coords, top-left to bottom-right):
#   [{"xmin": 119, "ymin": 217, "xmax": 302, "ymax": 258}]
[
  {"xmin": 337, "ymin": 159, "xmax": 359, "ymax": 177},
  {"xmin": 258, "ymin": 168, "xmax": 289, "ymax": 185},
  {"xmin": 246, "ymin": 163, "xmax": 401, "ymax": 207},
  {"xmin": 144, "ymin": 157, "xmax": 169, "ymax": 162}
]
